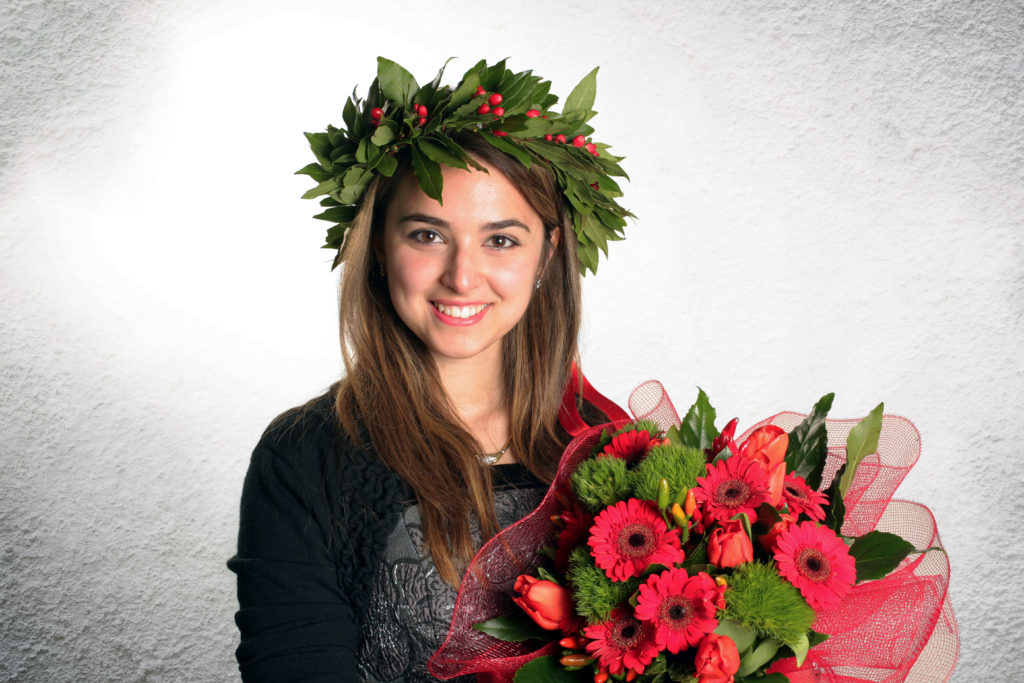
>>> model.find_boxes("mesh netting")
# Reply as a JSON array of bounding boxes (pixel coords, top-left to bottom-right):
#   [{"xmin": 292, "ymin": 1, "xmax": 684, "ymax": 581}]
[{"xmin": 428, "ymin": 382, "xmax": 958, "ymax": 682}]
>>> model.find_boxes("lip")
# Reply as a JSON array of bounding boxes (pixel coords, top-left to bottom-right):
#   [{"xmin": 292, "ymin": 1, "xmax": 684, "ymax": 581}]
[{"xmin": 431, "ymin": 301, "xmax": 491, "ymax": 326}]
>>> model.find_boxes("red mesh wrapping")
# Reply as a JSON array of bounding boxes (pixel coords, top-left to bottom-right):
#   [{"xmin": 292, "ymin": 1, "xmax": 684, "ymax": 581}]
[
  {"xmin": 429, "ymin": 419, "xmax": 630, "ymax": 680},
  {"xmin": 429, "ymin": 383, "xmax": 958, "ymax": 681}
]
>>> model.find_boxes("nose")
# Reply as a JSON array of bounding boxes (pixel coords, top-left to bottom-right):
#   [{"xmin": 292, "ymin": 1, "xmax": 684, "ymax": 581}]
[{"xmin": 441, "ymin": 242, "xmax": 482, "ymax": 293}]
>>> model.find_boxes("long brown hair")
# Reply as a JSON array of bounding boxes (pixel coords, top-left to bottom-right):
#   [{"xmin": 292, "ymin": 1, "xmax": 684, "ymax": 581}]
[{"xmin": 334, "ymin": 134, "xmax": 583, "ymax": 585}]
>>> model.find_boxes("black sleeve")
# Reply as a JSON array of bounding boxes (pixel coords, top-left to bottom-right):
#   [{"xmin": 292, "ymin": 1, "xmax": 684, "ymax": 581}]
[{"xmin": 227, "ymin": 407, "xmax": 360, "ymax": 682}]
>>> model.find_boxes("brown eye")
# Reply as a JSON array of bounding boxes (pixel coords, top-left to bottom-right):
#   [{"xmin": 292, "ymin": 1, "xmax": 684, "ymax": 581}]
[
  {"xmin": 412, "ymin": 229, "xmax": 441, "ymax": 243},
  {"xmin": 487, "ymin": 234, "xmax": 518, "ymax": 249}
]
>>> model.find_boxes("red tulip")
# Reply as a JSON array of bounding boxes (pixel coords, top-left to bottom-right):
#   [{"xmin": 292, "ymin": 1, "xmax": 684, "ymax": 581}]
[
  {"xmin": 513, "ymin": 575, "xmax": 577, "ymax": 633},
  {"xmin": 738, "ymin": 425, "xmax": 788, "ymax": 506},
  {"xmin": 707, "ymin": 519, "xmax": 753, "ymax": 568}
]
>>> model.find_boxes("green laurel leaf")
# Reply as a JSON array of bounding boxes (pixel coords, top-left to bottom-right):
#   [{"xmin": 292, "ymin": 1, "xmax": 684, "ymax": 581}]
[
  {"xmin": 479, "ymin": 131, "xmax": 531, "ymax": 166},
  {"xmin": 377, "ymin": 57, "xmax": 419, "ymax": 107},
  {"xmin": 563, "ymin": 67, "xmax": 599, "ymax": 119},
  {"xmin": 417, "ymin": 138, "xmax": 469, "ymax": 171},
  {"xmin": 449, "ymin": 72, "xmax": 480, "ymax": 108},
  {"xmin": 409, "ymin": 143, "xmax": 443, "ymax": 202}
]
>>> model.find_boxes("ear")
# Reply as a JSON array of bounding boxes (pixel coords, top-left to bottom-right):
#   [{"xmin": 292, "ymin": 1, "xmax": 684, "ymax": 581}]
[{"xmin": 545, "ymin": 226, "xmax": 561, "ymax": 267}]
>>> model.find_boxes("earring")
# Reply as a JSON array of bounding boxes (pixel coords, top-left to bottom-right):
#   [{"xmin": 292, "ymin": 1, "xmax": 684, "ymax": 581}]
[{"xmin": 535, "ymin": 278, "xmax": 542, "ymax": 290}]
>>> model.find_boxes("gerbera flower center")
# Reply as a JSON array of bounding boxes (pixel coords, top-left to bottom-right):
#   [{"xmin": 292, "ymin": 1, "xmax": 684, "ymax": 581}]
[
  {"xmin": 796, "ymin": 547, "xmax": 832, "ymax": 583},
  {"xmin": 612, "ymin": 618, "xmax": 644, "ymax": 648},
  {"xmin": 714, "ymin": 479, "xmax": 750, "ymax": 508},
  {"xmin": 785, "ymin": 484, "xmax": 803, "ymax": 499},
  {"xmin": 659, "ymin": 596, "xmax": 694, "ymax": 629},
  {"xmin": 617, "ymin": 523, "xmax": 656, "ymax": 558}
]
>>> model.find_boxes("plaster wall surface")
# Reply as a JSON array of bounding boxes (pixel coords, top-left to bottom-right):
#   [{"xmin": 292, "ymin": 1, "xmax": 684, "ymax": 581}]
[{"xmin": 2, "ymin": 0, "xmax": 1020, "ymax": 680}]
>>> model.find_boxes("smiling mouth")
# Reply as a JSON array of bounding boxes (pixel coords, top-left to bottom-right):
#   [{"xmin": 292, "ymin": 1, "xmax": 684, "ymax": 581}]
[{"xmin": 432, "ymin": 302, "xmax": 490, "ymax": 319}]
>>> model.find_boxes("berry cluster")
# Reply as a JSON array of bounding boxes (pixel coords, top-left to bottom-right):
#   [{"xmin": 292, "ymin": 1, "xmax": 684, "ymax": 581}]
[
  {"xmin": 543, "ymin": 132, "xmax": 600, "ymax": 157},
  {"xmin": 474, "ymin": 85, "xmax": 505, "ymax": 117},
  {"xmin": 368, "ymin": 104, "xmax": 428, "ymax": 127}
]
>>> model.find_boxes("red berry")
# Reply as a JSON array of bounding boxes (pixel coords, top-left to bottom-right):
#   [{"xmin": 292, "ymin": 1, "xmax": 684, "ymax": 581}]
[
  {"xmin": 493, "ymin": 130, "xmax": 508, "ymax": 137},
  {"xmin": 370, "ymin": 107, "xmax": 384, "ymax": 120},
  {"xmin": 526, "ymin": 109, "xmax": 540, "ymax": 118},
  {"xmin": 585, "ymin": 142, "xmax": 597, "ymax": 154},
  {"xmin": 371, "ymin": 119, "xmax": 380, "ymax": 127},
  {"xmin": 591, "ymin": 182, "xmax": 600, "ymax": 190},
  {"xmin": 555, "ymin": 134, "xmax": 566, "ymax": 144},
  {"xmin": 475, "ymin": 85, "xmax": 486, "ymax": 95},
  {"xmin": 544, "ymin": 134, "xmax": 553, "ymax": 141},
  {"xmin": 488, "ymin": 92, "xmax": 503, "ymax": 106},
  {"xmin": 417, "ymin": 104, "xmax": 428, "ymax": 116},
  {"xmin": 418, "ymin": 116, "xmax": 427, "ymax": 126},
  {"xmin": 477, "ymin": 103, "xmax": 491, "ymax": 115},
  {"xmin": 572, "ymin": 135, "xmax": 586, "ymax": 147},
  {"xmin": 541, "ymin": 115, "xmax": 549, "ymax": 119},
  {"xmin": 492, "ymin": 106, "xmax": 505, "ymax": 117}
]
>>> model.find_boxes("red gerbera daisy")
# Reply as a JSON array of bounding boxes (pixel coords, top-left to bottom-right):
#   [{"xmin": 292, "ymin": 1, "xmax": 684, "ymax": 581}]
[
  {"xmin": 555, "ymin": 500, "xmax": 594, "ymax": 572},
  {"xmin": 693, "ymin": 456, "xmax": 771, "ymax": 526},
  {"xmin": 588, "ymin": 498, "xmax": 684, "ymax": 581},
  {"xmin": 782, "ymin": 472, "xmax": 829, "ymax": 522},
  {"xmin": 602, "ymin": 429, "xmax": 653, "ymax": 464},
  {"xmin": 774, "ymin": 521, "xmax": 856, "ymax": 610},
  {"xmin": 634, "ymin": 567, "xmax": 719, "ymax": 653},
  {"xmin": 583, "ymin": 607, "xmax": 659, "ymax": 676}
]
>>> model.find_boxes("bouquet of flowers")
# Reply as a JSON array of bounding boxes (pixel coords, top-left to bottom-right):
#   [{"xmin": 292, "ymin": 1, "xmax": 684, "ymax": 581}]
[{"xmin": 430, "ymin": 381, "xmax": 958, "ymax": 682}]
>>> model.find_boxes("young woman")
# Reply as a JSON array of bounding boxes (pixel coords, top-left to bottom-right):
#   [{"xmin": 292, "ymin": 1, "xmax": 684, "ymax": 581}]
[{"xmin": 229, "ymin": 59, "xmax": 629, "ymax": 681}]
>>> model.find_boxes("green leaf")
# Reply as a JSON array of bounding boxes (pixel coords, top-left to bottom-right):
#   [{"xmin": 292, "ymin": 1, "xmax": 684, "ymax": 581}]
[
  {"xmin": 409, "ymin": 143, "xmax": 444, "ymax": 202},
  {"xmin": 737, "ymin": 638, "xmax": 781, "ymax": 677},
  {"xmin": 479, "ymin": 130, "xmax": 531, "ymax": 166},
  {"xmin": 788, "ymin": 631, "xmax": 810, "ymax": 667},
  {"xmin": 342, "ymin": 98, "xmax": 358, "ymax": 131},
  {"xmin": 513, "ymin": 655, "xmax": 590, "ymax": 683},
  {"xmin": 563, "ymin": 67, "xmax": 599, "ymax": 119},
  {"xmin": 300, "ymin": 176, "xmax": 340, "ymax": 200},
  {"xmin": 295, "ymin": 163, "xmax": 331, "ymax": 182},
  {"xmin": 784, "ymin": 393, "xmax": 835, "ymax": 491},
  {"xmin": 436, "ymin": 135, "xmax": 487, "ymax": 172},
  {"xmin": 370, "ymin": 122, "xmax": 396, "ymax": 146},
  {"xmin": 823, "ymin": 468, "xmax": 846, "ymax": 531},
  {"xmin": 376, "ymin": 57, "xmax": 419, "ymax": 106},
  {"xmin": 808, "ymin": 629, "xmax": 830, "ymax": 647},
  {"xmin": 536, "ymin": 566, "xmax": 560, "ymax": 585},
  {"xmin": 418, "ymin": 138, "xmax": 469, "ymax": 171},
  {"xmin": 678, "ymin": 388, "xmax": 719, "ymax": 451},
  {"xmin": 849, "ymin": 530, "xmax": 915, "ymax": 581},
  {"xmin": 714, "ymin": 620, "xmax": 756, "ymax": 655},
  {"xmin": 472, "ymin": 615, "xmax": 550, "ymax": 643},
  {"xmin": 450, "ymin": 72, "xmax": 480, "ymax": 108},
  {"xmin": 377, "ymin": 153, "xmax": 398, "ymax": 177},
  {"xmin": 313, "ymin": 206, "xmax": 356, "ymax": 223},
  {"xmin": 839, "ymin": 402, "xmax": 884, "ymax": 499}
]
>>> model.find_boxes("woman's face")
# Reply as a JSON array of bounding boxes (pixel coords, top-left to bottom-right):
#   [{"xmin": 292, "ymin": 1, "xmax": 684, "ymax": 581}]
[{"xmin": 377, "ymin": 160, "xmax": 556, "ymax": 369}]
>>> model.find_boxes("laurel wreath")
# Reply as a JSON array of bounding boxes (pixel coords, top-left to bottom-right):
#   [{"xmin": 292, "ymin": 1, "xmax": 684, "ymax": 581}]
[{"xmin": 297, "ymin": 57, "xmax": 632, "ymax": 274}]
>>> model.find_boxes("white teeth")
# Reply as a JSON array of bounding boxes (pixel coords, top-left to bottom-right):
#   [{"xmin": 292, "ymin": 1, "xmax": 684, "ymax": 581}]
[{"xmin": 434, "ymin": 303, "xmax": 488, "ymax": 318}]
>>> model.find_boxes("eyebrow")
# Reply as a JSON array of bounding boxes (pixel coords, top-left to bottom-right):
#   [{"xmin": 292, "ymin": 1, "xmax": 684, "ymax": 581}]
[{"xmin": 398, "ymin": 214, "xmax": 532, "ymax": 233}]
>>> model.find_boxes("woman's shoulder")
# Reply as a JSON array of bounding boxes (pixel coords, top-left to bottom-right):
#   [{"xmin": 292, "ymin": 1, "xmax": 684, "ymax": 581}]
[{"xmin": 251, "ymin": 390, "xmax": 396, "ymax": 497}]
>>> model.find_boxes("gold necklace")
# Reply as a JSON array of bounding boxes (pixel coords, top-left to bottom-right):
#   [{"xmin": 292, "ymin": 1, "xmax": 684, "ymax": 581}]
[{"xmin": 478, "ymin": 436, "xmax": 512, "ymax": 466}]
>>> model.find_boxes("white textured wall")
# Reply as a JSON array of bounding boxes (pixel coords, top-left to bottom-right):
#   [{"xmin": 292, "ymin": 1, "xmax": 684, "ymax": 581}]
[{"xmin": 2, "ymin": 0, "xmax": 1020, "ymax": 680}]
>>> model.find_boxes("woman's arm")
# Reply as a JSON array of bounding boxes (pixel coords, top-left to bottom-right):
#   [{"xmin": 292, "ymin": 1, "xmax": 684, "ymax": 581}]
[{"xmin": 228, "ymin": 406, "xmax": 361, "ymax": 681}]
